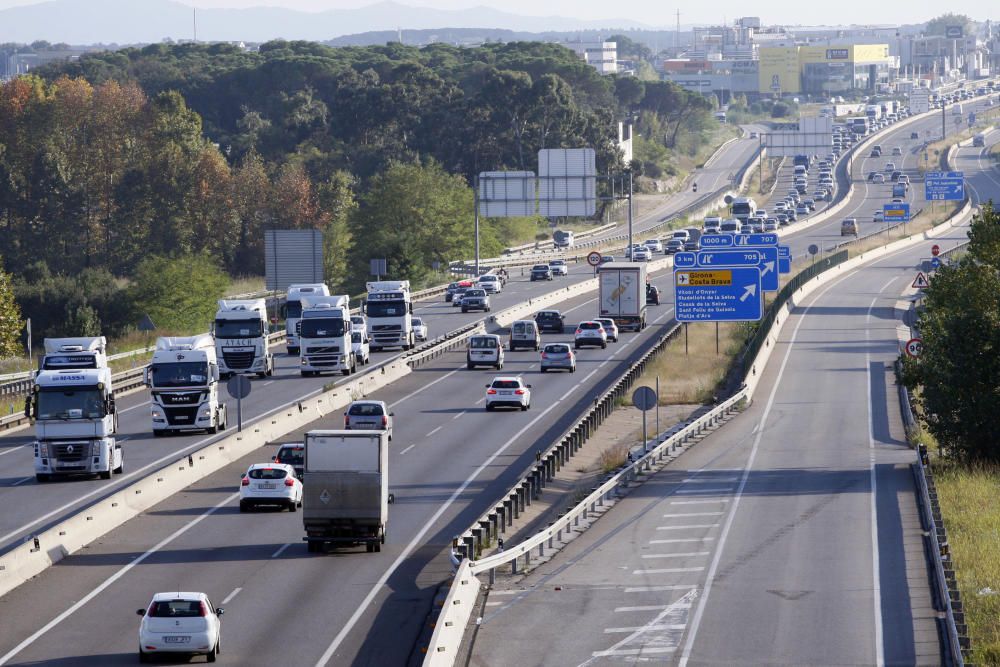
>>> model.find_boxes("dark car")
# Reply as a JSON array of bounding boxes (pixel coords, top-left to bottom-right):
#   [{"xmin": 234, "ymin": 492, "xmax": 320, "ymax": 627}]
[
  {"xmin": 530, "ymin": 264, "xmax": 553, "ymax": 281},
  {"xmin": 910, "ymin": 131, "xmax": 919, "ymax": 140},
  {"xmin": 445, "ymin": 280, "xmax": 472, "ymax": 302},
  {"xmin": 534, "ymin": 310, "xmax": 565, "ymax": 333},
  {"xmin": 891, "ymin": 170, "xmax": 902, "ymax": 182},
  {"xmin": 272, "ymin": 442, "xmax": 305, "ymax": 478},
  {"xmin": 646, "ymin": 283, "xmax": 661, "ymax": 305},
  {"xmin": 867, "ymin": 171, "xmax": 877, "ymax": 182}
]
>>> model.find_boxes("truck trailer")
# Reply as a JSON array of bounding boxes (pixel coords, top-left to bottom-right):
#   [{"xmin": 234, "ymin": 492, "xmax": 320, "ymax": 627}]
[
  {"xmin": 302, "ymin": 429, "xmax": 391, "ymax": 553},
  {"xmin": 598, "ymin": 262, "xmax": 647, "ymax": 332}
]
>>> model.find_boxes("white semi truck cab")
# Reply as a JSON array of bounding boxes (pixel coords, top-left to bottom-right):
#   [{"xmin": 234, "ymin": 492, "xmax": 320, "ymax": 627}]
[
  {"xmin": 213, "ymin": 299, "xmax": 274, "ymax": 377},
  {"xmin": 364, "ymin": 281, "xmax": 414, "ymax": 351},
  {"xmin": 299, "ymin": 295, "xmax": 355, "ymax": 377},
  {"xmin": 27, "ymin": 337, "xmax": 123, "ymax": 482},
  {"xmin": 285, "ymin": 283, "xmax": 330, "ymax": 356},
  {"xmin": 146, "ymin": 334, "xmax": 227, "ymax": 436}
]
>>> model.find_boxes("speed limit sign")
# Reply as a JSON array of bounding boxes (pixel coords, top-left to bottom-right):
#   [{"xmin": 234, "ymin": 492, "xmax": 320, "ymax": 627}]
[
  {"xmin": 905, "ymin": 338, "xmax": 923, "ymax": 358},
  {"xmin": 586, "ymin": 251, "xmax": 603, "ymax": 267}
]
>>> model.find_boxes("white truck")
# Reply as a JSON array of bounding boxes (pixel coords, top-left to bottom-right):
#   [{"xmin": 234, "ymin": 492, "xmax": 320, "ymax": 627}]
[
  {"xmin": 284, "ymin": 283, "xmax": 330, "ymax": 356},
  {"xmin": 302, "ymin": 429, "xmax": 391, "ymax": 553},
  {"xmin": 731, "ymin": 197, "xmax": 757, "ymax": 223},
  {"xmin": 298, "ymin": 295, "xmax": 355, "ymax": 377},
  {"xmin": 598, "ymin": 262, "xmax": 647, "ymax": 332},
  {"xmin": 213, "ymin": 299, "xmax": 274, "ymax": 378},
  {"xmin": 26, "ymin": 337, "xmax": 123, "ymax": 482},
  {"xmin": 364, "ymin": 281, "xmax": 414, "ymax": 352},
  {"xmin": 146, "ymin": 335, "xmax": 227, "ymax": 436}
]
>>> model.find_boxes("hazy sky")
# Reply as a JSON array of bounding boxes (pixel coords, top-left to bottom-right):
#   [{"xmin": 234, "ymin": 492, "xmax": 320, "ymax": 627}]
[{"xmin": 0, "ymin": 0, "xmax": 993, "ymax": 27}]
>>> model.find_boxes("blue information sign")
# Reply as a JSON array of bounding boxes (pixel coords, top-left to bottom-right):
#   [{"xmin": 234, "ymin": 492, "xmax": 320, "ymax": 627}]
[
  {"xmin": 755, "ymin": 246, "xmax": 780, "ymax": 292},
  {"xmin": 930, "ymin": 257, "xmax": 942, "ymax": 270},
  {"xmin": 778, "ymin": 246, "xmax": 791, "ymax": 258},
  {"xmin": 696, "ymin": 250, "xmax": 762, "ymax": 267},
  {"xmin": 734, "ymin": 233, "xmax": 779, "ymax": 246},
  {"xmin": 883, "ymin": 203, "xmax": 910, "ymax": 222},
  {"xmin": 673, "ymin": 251, "xmax": 697, "ymax": 268},
  {"xmin": 779, "ymin": 257, "xmax": 791, "ymax": 274},
  {"xmin": 674, "ymin": 267, "xmax": 763, "ymax": 322},
  {"xmin": 925, "ymin": 171, "xmax": 964, "ymax": 201},
  {"xmin": 699, "ymin": 234, "xmax": 734, "ymax": 247}
]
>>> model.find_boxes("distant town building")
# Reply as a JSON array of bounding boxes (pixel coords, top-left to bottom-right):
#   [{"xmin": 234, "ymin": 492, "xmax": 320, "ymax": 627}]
[{"xmin": 565, "ymin": 40, "xmax": 618, "ymax": 75}]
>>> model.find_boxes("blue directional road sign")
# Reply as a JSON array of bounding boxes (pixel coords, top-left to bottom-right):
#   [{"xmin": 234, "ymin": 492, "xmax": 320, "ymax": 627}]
[
  {"xmin": 674, "ymin": 267, "xmax": 763, "ymax": 322},
  {"xmin": 930, "ymin": 257, "xmax": 942, "ymax": 270},
  {"xmin": 778, "ymin": 245, "xmax": 791, "ymax": 274},
  {"xmin": 755, "ymin": 246, "xmax": 780, "ymax": 292},
  {"xmin": 925, "ymin": 171, "xmax": 965, "ymax": 201},
  {"xmin": 734, "ymin": 233, "xmax": 779, "ymax": 247},
  {"xmin": 696, "ymin": 250, "xmax": 763, "ymax": 267},
  {"xmin": 699, "ymin": 234, "xmax": 734, "ymax": 248},
  {"xmin": 673, "ymin": 251, "xmax": 697, "ymax": 268},
  {"xmin": 883, "ymin": 203, "xmax": 910, "ymax": 222}
]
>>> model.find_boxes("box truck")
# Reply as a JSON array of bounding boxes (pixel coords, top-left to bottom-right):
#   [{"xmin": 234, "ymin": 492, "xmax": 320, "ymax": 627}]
[{"xmin": 598, "ymin": 262, "xmax": 647, "ymax": 332}]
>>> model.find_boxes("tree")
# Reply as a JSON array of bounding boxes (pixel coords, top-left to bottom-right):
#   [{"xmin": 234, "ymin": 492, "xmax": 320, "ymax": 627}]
[
  {"xmin": 903, "ymin": 204, "xmax": 1000, "ymax": 462},
  {"xmin": 924, "ymin": 13, "xmax": 973, "ymax": 36},
  {"xmin": 0, "ymin": 262, "xmax": 23, "ymax": 358},
  {"xmin": 128, "ymin": 254, "xmax": 230, "ymax": 334}
]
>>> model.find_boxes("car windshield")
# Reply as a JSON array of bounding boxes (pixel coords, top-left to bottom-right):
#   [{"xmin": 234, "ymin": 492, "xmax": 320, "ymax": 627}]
[
  {"xmin": 214, "ymin": 318, "xmax": 263, "ymax": 338},
  {"xmin": 412, "ymin": 318, "xmax": 423, "ymax": 326},
  {"xmin": 275, "ymin": 447, "xmax": 304, "ymax": 466},
  {"xmin": 351, "ymin": 332, "xmax": 362, "ymax": 343},
  {"xmin": 532, "ymin": 265, "xmax": 548, "ymax": 271},
  {"xmin": 550, "ymin": 261, "xmax": 565, "ymax": 266},
  {"xmin": 248, "ymin": 467, "xmax": 288, "ymax": 480},
  {"xmin": 491, "ymin": 380, "xmax": 521, "ymax": 389},
  {"xmin": 466, "ymin": 290, "xmax": 486, "ymax": 297},
  {"xmin": 348, "ymin": 403, "xmax": 385, "ymax": 416},
  {"xmin": 470, "ymin": 337, "xmax": 498, "ymax": 349},
  {"xmin": 300, "ymin": 318, "xmax": 346, "ymax": 338},
  {"xmin": 537, "ymin": 312, "xmax": 559, "ymax": 320},
  {"xmin": 147, "ymin": 600, "xmax": 205, "ymax": 618},
  {"xmin": 37, "ymin": 387, "xmax": 104, "ymax": 420},
  {"xmin": 544, "ymin": 345, "xmax": 570, "ymax": 354},
  {"xmin": 597, "ymin": 320, "xmax": 615, "ymax": 328},
  {"xmin": 151, "ymin": 362, "xmax": 209, "ymax": 388},
  {"xmin": 579, "ymin": 322, "xmax": 601, "ymax": 330}
]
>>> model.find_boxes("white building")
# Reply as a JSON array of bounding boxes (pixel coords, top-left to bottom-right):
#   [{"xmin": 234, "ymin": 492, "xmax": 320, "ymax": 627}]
[{"xmin": 565, "ymin": 40, "xmax": 619, "ymax": 75}]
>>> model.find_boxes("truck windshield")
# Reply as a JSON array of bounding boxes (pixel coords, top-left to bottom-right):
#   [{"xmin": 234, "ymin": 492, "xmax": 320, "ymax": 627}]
[
  {"xmin": 285, "ymin": 301, "xmax": 303, "ymax": 319},
  {"xmin": 300, "ymin": 318, "xmax": 346, "ymax": 338},
  {"xmin": 366, "ymin": 301, "xmax": 406, "ymax": 318},
  {"xmin": 37, "ymin": 387, "xmax": 104, "ymax": 420},
  {"xmin": 41, "ymin": 354, "xmax": 98, "ymax": 370},
  {"xmin": 214, "ymin": 319, "xmax": 263, "ymax": 338},
  {"xmin": 151, "ymin": 362, "xmax": 210, "ymax": 388}
]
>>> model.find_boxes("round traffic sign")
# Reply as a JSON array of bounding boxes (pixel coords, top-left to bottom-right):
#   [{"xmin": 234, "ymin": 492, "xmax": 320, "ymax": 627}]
[
  {"xmin": 226, "ymin": 375, "xmax": 252, "ymax": 399},
  {"xmin": 807, "ymin": 244, "xmax": 819, "ymax": 256},
  {"xmin": 586, "ymin": 251, "xmax": 603, "ymax": 267},
  {"xmin": 905, "ymin": 338, "xmax": 923, "ymax": 358},
  {"xmin": 931, "ymin": 244, "xmax": 940, "ymax": 257},
  {"xmin": 632, "ymin": 386, "xmax": 657, "ymax": 411}
]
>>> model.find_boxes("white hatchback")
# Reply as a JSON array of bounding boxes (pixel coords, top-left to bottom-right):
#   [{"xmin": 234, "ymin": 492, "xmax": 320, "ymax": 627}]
[
  {"xmin": 595, "ymin": 318, "xmax": 620, "ymax": 342},
  {"xmin": 485, "ymin": 376, "xmax": 532, "ymax": 411},
  {"xmin": 239, "ymin": 463, "xmax": 303, "ymax": 512},
  {"xmin": 137, "ymin": 592, "xmax": 223, "ymax": 663},
  {"xmin": 412, "ymin": 317, "xmax": 428, "ymax": 342},
  {"xmin": 575, "ymin": 321, "xmax": 608, "ymax": 349},
  {"xmin": 548, "ymin": 259, "xmax": 569, "ymax": 276}
]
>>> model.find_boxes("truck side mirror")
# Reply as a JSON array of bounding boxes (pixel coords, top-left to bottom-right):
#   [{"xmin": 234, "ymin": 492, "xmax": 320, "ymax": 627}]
[
  {"xmin": 143, "ymin": 368, "xmax": 151, "ymax": 388},
  {"xmin": 211, "ymin": 364, "xmax": 220, "ymax": 382}
]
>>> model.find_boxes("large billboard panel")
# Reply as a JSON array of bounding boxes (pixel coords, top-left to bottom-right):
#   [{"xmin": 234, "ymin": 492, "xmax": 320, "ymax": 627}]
[{"xmin": 758, "ymin": 46, "xmax": 801, "ymax": 94}]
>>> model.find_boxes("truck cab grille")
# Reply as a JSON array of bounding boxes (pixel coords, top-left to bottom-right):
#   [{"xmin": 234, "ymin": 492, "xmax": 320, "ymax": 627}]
[{"xmin": 222, "ymin": 350, "xmax": 255, "ymax": 369}]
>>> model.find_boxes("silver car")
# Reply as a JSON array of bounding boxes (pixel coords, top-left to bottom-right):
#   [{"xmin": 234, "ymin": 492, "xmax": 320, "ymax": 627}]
[
  {"xmin": 595, "ymin": 318, "xmax": 620, "ymax": 342},
  {"xmin": 344, "ymin": 400, "xmax": 394, "ymax": 441},
  {"xmin": 540, "ymin": 343, "xmax": 576, "ymax": 373}
]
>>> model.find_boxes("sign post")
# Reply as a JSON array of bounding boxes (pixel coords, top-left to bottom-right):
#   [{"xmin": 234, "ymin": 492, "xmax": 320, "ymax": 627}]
[
  {"xmin": 226, "ymin": 375, "xmax": 252, "ymax": 432},
  {"xmin": 632, "ymin": 386, "xmax": 658, "ymax": 453}
]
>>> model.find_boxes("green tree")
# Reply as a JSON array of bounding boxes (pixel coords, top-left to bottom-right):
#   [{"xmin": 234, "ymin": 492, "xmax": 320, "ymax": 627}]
[
  {"xmin": 903, "ymin": 204, "xmax": 1000, "ymax": 461},
  {"xmin": 128, "ymin": 254, "xmax": 230, "ymax": 334},
  {"xmin": 0, "ymin": 262, "xmax": 23, "ymax": 358},
  {"xmin": 924, "ymin": 13, "xmax": 973, "ymax": 36}
]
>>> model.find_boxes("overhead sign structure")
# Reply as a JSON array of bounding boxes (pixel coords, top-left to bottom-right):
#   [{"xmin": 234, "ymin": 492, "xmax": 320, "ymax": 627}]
[
  {"xmin": 674, "ymin": 267, "xmax": 763, "ymax": 322},
  {"xmin": 674, "ymin": 249, "xmax": 762, "ymax": 268},
  {"xmin": 883, "ymin": 203, "xmax": 910, "ymax": 222},
  {"xmin": 764, "ymin": 116, "xmax": 834, "ymax": 158},
  {"xmin": 700, "ymin": 234, "xmax": 734, "ymax": 248},
  {"xmin": 910, "ymin": 89, "xmax": 931, "ymax": 114},
  {"xmin": 538, "ymin": 148, "xmax": 597, "ymax": 217},
  {"xmin": 925, "ymin": 171, "xmax": 965, "ymax": 201},
  {"xmin": 912, "ymin": 271, "xmax": 930, "ymax": 289},
  {"xmin": 905, "ymin": 338, "xmax": 923, "ymax": 358},
  {"xmin": 265, "ymin": 229, "xmax": 324, "ymax": 292},
  {"xmin": 734, "ymin": 233, "xmax": 779, "ymax": 247},
  {"xmin": 478, "ymin": 171, "xmax": 537, "ymax": 217}
]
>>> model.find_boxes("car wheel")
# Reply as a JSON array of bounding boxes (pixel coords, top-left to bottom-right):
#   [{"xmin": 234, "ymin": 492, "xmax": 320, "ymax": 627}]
[
  {"xmin": 485, "ymin": 404, "xmax": 493, "ymax": 411},
  {"xmin": 541, "ymin": 367, "xmax": 548, "ymax": 373},
  {"xmin": 467, "ymin": 363, "xmax": 474, "ymax": 370},
  {"xmin": 239, "ymin": 501, "xmax": 249, "ymax": 513},
  {"xmin": 601, "ymin": 342, "xmax": 607, "ymax": 349},
  {"xmin": 574, "ymin": 343, "xmax": 580, "ymax": 350},
  {"xmin": 139, "ymin": 648, "xmax": 149, "ymax": 664},
  {"xmin": 288, "ymin": 499, "xmax": 297, "ymax": 512},
  {"xmin": 462, "ymin": 307, "xmax": 468, "ymax": 313},
  {"xmin": 207, "ymin": 640, "xmax": 218, "ymax": 662},
  {"xmin": 571, "ymin": 366, "xmax": 576, "ymax": 373},
  {"xmin": 521, "ymin": 404, "xmax": 529, "ymax": 411},
  {"xmin": 307, "ymin": 540, "xmax": 319, "ymax": 553}
]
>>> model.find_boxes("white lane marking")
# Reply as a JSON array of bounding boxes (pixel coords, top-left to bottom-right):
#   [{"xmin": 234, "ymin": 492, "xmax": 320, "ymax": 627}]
[
  {"xmin": 271, "ymin": 543, "xmax": 292, "ymax": 559},
  {"xmin": 388, "ymin": 365, "xmax": 463, "ymax": 409},
  {"xmin": 0, "ymin": 389, "xmax": 322, "ymax": 550},
  {"xmin": 119, "ymin": 400, "xmax": 151, "ymax": 414},
  {"xmin": 426, "ymin": 426, "xmax": 443, "ymax": 437},
  {"xmin": 678, "ymin": 256, "xmax": 886, "ymax": 667},
  {"xmin": 674, "ymin": 488, "xmax": 733, "ymax": 494},
  {"xmin": 314, "ymin": 389, "xmax": 568, "ymax": 666},
  {"xmin": 632, "ymin": 567, "xmax": 704, "ymax": 575},
  {"xmin": 563, "ymin": 297, "xmax": 598, "ymax": 314},
  {"xmin": 0, "ymin": 446, "xmax": 26, "ymax": 458},
  {"xmin": 591, "ymin": 647, "xmax": 676, "ymax": 657},
  {"xmin": 260, "ymin": 381, "xmax": 275, "ymax": 387},
  {"xmin": 485, "ymin": 590, "xmax": 522, "ymax": 596},
  {"xmin": 399, "ymin": 444, "xmax": 416, "ymax": 455},
  {"xmin": 615, "ymin": 603, "xmax": 693, "ymax": 612},
  {"xmin": 11, "ymin": 477, "xmax": 30, "ymax": 486},
  {"xmin": 655, "ymin": 524, "xmax": 719, "ymax": 531},
  {"xmin": 865, "ymin": 294, "xmax": 885, "ymax": 666},
  {"xmin": 605, "ymin": 625, "xmax": 687, "ymax": 633},
  {"xmin": 475, "ymin": 398, "xmax": 486, "ymax": 405},
  {"xmin": 650, "ymin": 538, "xmax": 715, "ymax": 544},
  {"xmin": 221, "ymin": 587, "xmax": 242, "ymax": 605},
  {"xmin": 640, "ymin": 552, "xmax": 711, "ymax": 559},
  {"xmin": 452, "ymin": 411, "xmax": 466, "ymax": 420},
  {"xmin": 662, "ymin": 512, "xmax": 724, "ymax": 518},
  {"xmin": 625, "ymin": 585, "xmax": 699, "ymax": 593},
  {"xmin": 670, "ymin": 499, "xmax": 729, "ymax": 505},
  {"xmin": 682, "ymin": 477, "xmax": 738, "ymax": 483},
  {"xmin": 0, "ymin": 492, "xmax": 239, "ymax": 665},
  {"xmin": 578, "ymin": 589, "xmax": 697, "ymax": 667},
  {"xmin": 485, "ymin": 601, "xmax": 504, "ymax": 607}
]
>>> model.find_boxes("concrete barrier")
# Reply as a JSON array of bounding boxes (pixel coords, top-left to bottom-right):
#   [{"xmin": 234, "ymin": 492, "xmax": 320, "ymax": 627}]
[{"xmin": 424, "ymin": 560, "xmax": 482, "ymax": 667}]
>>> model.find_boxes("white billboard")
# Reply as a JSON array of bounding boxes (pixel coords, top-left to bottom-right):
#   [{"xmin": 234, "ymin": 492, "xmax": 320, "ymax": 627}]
[
  {"xmin": 538, "ymin": 148, "xmax": 597, "ymax": 217},
  {"xmin": 265, "ymin": 229, "xmax": 324, "ymax": 291},
  {"xmin": 478, "ymin": 171, "xmax": 536, "ymax": 217},
  {"xmin": 764, "ymin": 116, "xmax": 833, "ymax": 157},
  {"xmin": 910, "ymin": 90, "xmax": 930, "ymax": 114}
]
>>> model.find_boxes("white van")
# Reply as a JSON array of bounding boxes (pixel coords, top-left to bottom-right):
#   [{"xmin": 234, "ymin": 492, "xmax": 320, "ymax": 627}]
[
  {"xmin": 508, "ymin": 320, "xmax": 541, "ymax": 351},
  {"xmin": 703, "ymin": 216, "xmax": 722, "ymax": 234}
]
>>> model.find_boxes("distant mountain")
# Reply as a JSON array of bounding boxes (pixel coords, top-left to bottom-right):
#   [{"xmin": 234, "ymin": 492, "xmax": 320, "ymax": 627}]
[{"xmin": 0, "ymin": 0, "xmax": 654, "ymax": 45}]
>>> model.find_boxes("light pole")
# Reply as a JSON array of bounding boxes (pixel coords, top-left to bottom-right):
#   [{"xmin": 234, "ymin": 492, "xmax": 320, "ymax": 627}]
[
  {"xmin": 473, "ymin": 175, "xmax": 480, "ymax": 276},
  {"xmin": 627, "ymin": 170, "xmax": 634, "ymax": 255}
]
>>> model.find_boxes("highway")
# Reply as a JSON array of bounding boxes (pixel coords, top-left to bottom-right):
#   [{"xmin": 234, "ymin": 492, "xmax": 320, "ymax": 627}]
[
  {"xmin": 467, "ymin": 134, "xmax": 999, "ymax": 665},
  {"xmin": 0, "ymin": 106, "xmax": 989, "ymax": 665}
]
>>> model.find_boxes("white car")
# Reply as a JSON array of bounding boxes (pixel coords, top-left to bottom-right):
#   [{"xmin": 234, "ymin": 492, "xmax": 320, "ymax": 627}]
[
  {"xmin": 643, "ymin": 239, "xmax": 663, "ymax": 253},
  {"xmin": 137, "ymin": 592, "xmax": 223, "ymax": 663},
  {"xmin": 485, "ymin": 376, "xmax": 532, "ymax": 411},
  {"xmin": 671, "ymin": 229, "xmax": 691, "ymax": 243},
  {"xmin": 412, "ymin": 317, "xmax": 428, "ymax": 342},
  {"xmin": 352, "ymin": 329, "xmax": 370, "ymax": 365},
  {"xmin": 239, "ymin": 462, "xmax": 303, "ymax": 512},
  {"xmin": 631, "ymin": 247, "xmax": 652, "ymax": 261},
  {"xmin": 595, "ymin": 318, "xmax": 620, "ymax": 342},
  {"xmin": 350, "ymin": 315, "xmax": 367, "ymax": 332},
  {"xmin": 477, "ymin": 274, "xmax": 502, "ymax": 293},
  {"xmin": 548, "ymin": 259, "xmax": 569, "ymax": 276},
  {"xmin": 575, "ymin": 321, "xmax": 608, "ymax": 349}
]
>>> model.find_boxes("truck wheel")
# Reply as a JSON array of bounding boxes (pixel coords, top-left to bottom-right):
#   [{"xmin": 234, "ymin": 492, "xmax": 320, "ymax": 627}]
[
  {"xmin": 366, "ymin": 542, "xmax": 374, "ymax": 553},
  {"xmin": 307, "ymin": 541, "xmax": 318, "ymax": 553},
  {"xmin": 114, "ymin": 458, "xmax": 124, "ymax": 475},
  {"xmin": 266, "ymin": 359, "xmax": 274, "ymax": 377},
  {"xmin": 257, "ymin": 371, "xmax": 267, "ymax": 378},
  {"xmin": 208, "ymin": 423, "xmax": 218, "ymax": 435},
  {"xmin": 100, "ymin": 470, "xmax": 112, "ymax": 480},
  {"xmin": 374, "ymin": 540, "xmax": 381, "ymax": 553},
  {"xmin": 153, "ymin": 430, "xmax": 165, "ymax": 438},
  {"xmin": 35, "ymin": 474, "xmax": 49, "ymax": 483},
  {"xmin": 462, "ymin": 307, "xmax": 468, "ymax": 313},
  {"xmin": 219, "ymin": 410, "xmax": 227, "ymax": 431}
]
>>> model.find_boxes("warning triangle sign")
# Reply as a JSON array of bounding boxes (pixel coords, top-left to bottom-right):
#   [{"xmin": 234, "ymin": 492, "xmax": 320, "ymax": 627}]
[{"xmin": 912, "ymin": 271, "xmax": 930, "ymax": 289}]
